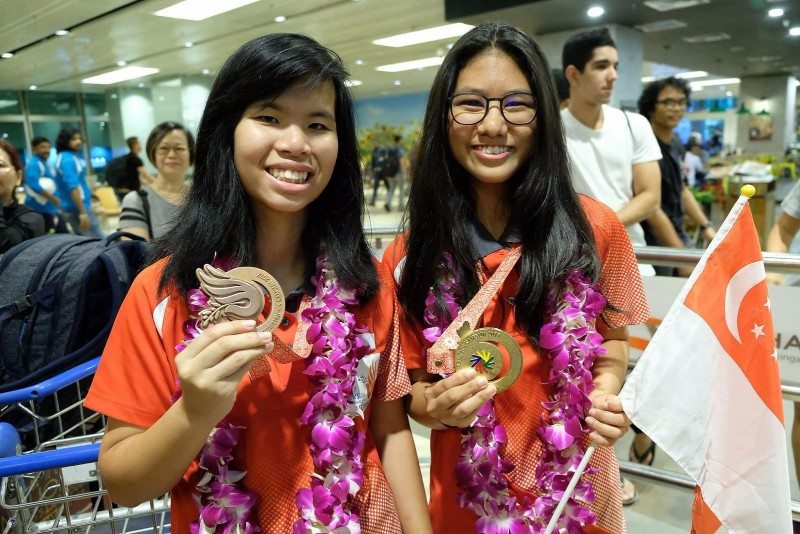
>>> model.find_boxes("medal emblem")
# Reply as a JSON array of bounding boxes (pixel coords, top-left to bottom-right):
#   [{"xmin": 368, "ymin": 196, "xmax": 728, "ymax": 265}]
[
  {"xmin": 195, "ymin": 264, "xmax": 285, "ymax": 332},
  {"xmin": 454, "ymin": 322, "xmax": 522, "ymax": 392}
]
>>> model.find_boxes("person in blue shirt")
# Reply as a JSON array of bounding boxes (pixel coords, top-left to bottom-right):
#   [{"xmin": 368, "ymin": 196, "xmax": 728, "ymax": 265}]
[
  {"xmin": 23, "ymin": 136, "xmax": 67, "ymax": 234},
  {"xmin": 54, "ymin": 129, "xmax": 103, "ymax": 237}
]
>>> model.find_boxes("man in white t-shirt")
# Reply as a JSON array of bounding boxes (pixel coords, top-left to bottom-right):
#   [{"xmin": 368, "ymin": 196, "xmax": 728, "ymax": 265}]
[{"xmin": 561, "ymin": 28, "xmax": 662, "ymax": 276}]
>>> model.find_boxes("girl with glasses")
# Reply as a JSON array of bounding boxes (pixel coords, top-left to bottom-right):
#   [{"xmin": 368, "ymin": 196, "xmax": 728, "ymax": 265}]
[
  {"xmin": 118, "ymin": 122, "xmax": 196, "ymax": 241},
  {"xmin": 383, "ymin": 22, "xmax": 649, "ymax": 533}
]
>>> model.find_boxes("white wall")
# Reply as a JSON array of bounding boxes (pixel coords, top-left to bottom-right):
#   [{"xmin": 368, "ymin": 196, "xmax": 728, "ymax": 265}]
[{"xmin": 737, "ymin": 74, "xmax": 797, "ymax": 155}]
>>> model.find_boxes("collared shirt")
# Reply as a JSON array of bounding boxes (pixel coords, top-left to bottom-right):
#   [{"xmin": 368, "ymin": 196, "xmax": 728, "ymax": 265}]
[{"xmin": 466, "ymin": 216, "xmax": 520, "ymax": 261}]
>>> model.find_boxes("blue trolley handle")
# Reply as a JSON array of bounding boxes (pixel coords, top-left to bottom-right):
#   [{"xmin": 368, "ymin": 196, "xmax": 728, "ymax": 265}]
[
  {"xmin": 0, "ymin": 357, "xmax": 101, "ymax": 405},
  {"xmin": 0, "ymin": 443, "xmax": 99, "ymax": 478}
]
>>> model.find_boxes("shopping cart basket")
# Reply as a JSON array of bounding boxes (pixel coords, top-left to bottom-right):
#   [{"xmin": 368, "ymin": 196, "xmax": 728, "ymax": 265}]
[{"xmin": 0, "ymin": 359, "xmax": 170, "ymax": 533}]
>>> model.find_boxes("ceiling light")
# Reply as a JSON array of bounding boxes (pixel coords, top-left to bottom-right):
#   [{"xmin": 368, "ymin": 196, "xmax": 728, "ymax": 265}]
[
  {"xmin": 29, "ymin": 85, "xmax": 37, "ymax": 90},
  {"xmin": 587, "ymin": 6, "xmax": 605, "ymax": 17},
  {"xmin": 55, "ymin": 29, "xmax": 70, "ymax": 36},
  {"xmin": 689, "ymin": 77, "xmax": 740, "ymax": 88},
  {"xmin": 117, "ymin": 60, "xmax": 127, "ymax": 67},
  {"xmin": 675, "ymin": 70, "xmax": 708, "ymax": 79},
  {"xmin": 138, "ymin": 83, "xmax": 145, "ymax": 88},
  {"xmin": 373, "ymin": 23, "xmax": 474, "ymax": 47},
  {"xmin": 82, "ymin": 66, "xmax": 160, "ymax": 85},
  {"xmin": 726, "ymin": 91, "xmax": 733, "ymax": 96},
  {"xmin": 184, "ymin": 41, "xmax": 194, "ymax": 48},
  {"xmin": 274, "ymin": 15, "xmax": 286, "ymax": 22},
  {"xmin": 355, "ymin": 59, "xmax": 364, "ymax": 66},
  {"xmin": 345, "ymin": 79, "xmax": 362, "ymax": 87},
  {"xmin": 768, "ymin": 8, "xmax": 784, "ymax": 17},
  {"xmin": 376, "ymin": 56, "xmax": 445, "ymax": 72},
  {"xmin": 154, "ymin": 0, "xmax": 259, "ymax": 21},
  {"xmin": 790, "ymin": 26, "xmax": 800, "ymax": 36},
  {"xmin": 1, "ymin": 52, "xmax": 13, "ymax": 59},
  {"xmin": 690, "ymin": 85, "xmax": 703, "ymax": 92},
  {"xmin": 641, "ymin": 76, "xmax": 655, "ymax": 83},
  {"xmin": 202, "ymin": 68, "xmax": 210, "ymax": 74},
  {"xmin": 394, "ymin": 80, "xmax": 402, "ymax": 86}
]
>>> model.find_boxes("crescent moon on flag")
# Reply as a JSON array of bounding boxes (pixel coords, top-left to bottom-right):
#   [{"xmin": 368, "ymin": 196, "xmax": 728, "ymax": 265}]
[{"xmin": 724, "ymin": 261, "xmax": 765, "ymax": 343}]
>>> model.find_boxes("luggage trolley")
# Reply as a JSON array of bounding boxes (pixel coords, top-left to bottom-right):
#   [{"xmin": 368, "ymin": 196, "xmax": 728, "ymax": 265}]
[{"xmin": 0, "ymin": 358, "xmax": 170, "ymax": 533}]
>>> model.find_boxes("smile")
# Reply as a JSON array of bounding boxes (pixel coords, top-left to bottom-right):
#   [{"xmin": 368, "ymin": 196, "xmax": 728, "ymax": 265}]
[
  {"xmin": 268, "ymin": 167, "xmax": 310, "ymax": 184},
  {"xmin": 475, "ymin": 145, "xmax": 511, "ymax": 155}
]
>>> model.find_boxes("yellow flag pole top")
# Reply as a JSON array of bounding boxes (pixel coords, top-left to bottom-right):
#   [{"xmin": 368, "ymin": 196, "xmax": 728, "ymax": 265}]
[{"xmin": 741, "ymin": 184, "xmax": 756, "ymax": 198}]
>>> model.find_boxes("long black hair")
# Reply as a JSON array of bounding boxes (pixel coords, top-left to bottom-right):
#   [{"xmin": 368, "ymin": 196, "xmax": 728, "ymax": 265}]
[
  {"xmin": 154, "ymin": 33, "xmax": 378, "ymax": 300},
  {"xmin": 398, "ymin": 22, "xmax": 599, "ymax": 341},
  {"xmin": 55, "ymin": 129, "xmax": 80, "ymax": 153}
]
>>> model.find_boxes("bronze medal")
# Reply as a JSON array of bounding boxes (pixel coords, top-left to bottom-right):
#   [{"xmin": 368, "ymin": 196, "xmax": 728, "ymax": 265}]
[
  {"xmin": 454, "ymin": 322, "xmax": 522, "ymax": 393},
  {"xmin": 195, "ymin": 264, "xmax": 285, "ymax": 332}
]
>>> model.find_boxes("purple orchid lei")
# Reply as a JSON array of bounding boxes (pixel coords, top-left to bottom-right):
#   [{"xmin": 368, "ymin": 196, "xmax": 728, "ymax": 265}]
[
  {"xmin": 424, "ymin": 256, "xmax": 607, "ymax": 533},
  {"xmin": 176, "ymin": 255, "xmax": 368, "ymax": 533},
  {"xmin": 292, "ymin": 256, "xmax": 370, "ymax": 533}
]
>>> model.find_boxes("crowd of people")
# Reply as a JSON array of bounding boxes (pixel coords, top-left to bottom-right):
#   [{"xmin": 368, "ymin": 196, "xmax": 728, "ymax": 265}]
[{"xmin": 1, "ymin": 21, "xmax": 798, "ymax": 534}]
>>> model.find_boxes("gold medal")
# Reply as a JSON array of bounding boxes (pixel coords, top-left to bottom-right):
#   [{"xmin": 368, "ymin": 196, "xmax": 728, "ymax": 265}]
[
  {"xmin": 195, "ymin": 264, "xmax": 285, "ymax": 332},
  {"xmin": 454, "ymin": 322, "xmax": 522, "ymax": 393}
]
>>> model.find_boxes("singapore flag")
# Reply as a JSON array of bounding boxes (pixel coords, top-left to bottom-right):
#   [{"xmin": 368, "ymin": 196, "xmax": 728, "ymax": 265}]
[{"xmin": 619, "ymin": 191, "xmax": 791, "ymax": 533}]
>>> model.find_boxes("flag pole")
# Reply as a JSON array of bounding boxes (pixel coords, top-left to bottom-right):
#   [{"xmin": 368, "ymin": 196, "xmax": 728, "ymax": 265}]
[{"xmin": 543, "ymin": 444, "xmax": 596, "ymax": 534}]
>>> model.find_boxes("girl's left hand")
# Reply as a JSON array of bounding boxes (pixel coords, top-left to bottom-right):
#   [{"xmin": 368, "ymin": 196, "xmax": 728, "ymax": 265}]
[{"xmin": 586, "ymin": 393, "xmax": 631, "ymax": 447}]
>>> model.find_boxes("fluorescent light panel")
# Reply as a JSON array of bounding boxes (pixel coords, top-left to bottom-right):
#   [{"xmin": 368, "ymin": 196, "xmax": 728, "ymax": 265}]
[
  {"xmin": 345, "ymin": 79, "xmax": 362, "ymax": 87},
  {"xmin": 675, "ymin": 70, "xmax": 707, "ymax": 79},
  {"xmin": 376, "ymin": 56, "xmax": 444, "ymax": 72},
  {"xmin": 154, "ymin": 0, "xmax": 259, "ymax": 21},
  {"xmin": 373, "ymin": 23, "xmax": 473, "ymax": 47},
  {"xmin": 690, "ymin": 77, "xmax": 740, "ymax": 88},
  {"xmin": 83, "ymin": 66, "xmax": 160, "ymax": 85}
]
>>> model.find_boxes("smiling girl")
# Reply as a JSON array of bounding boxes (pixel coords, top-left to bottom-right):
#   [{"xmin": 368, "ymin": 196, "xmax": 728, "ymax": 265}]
[
  {"xmin": 383, "ymin": 23, "xmax": 649, "ymax": 533},
  {"xmin": 85, "ymin": 34, "xmax": 430, "ymax": 533}
]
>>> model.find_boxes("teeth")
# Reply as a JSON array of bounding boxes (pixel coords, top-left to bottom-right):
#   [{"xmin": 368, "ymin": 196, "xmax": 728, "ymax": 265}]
[
  {"xmin": 268, "ymin": 168, "xmax": 309, "ymax": 183},
  {"xmin": 478, "ymin": 146, "xmax": 510, "ymax": 155}
]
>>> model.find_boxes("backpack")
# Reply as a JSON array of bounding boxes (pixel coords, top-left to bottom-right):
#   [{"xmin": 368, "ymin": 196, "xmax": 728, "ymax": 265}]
[
  {"xmin": 384, "ymin": 147, "xmax": 401, "ymax": 176},
  {"xmin": 0, "ymin": 232, "xmax": 148, "ymax": 392},
  {"xmin": 104, "ymin": 156, "xmax": 129, "ymax": 189}
]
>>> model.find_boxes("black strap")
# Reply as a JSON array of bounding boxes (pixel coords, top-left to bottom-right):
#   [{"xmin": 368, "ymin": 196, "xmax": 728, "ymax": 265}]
[
  {"xmin": 136, "ymin": 189, "xmax": 154, "ymax": 240},
  {"xmin": 0, "ymin": 283, "xmax": 56, "ymax": 325}
]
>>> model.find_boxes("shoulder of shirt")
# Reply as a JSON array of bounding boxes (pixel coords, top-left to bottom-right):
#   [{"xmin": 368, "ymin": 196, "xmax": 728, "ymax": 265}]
[
  {"xmin": 129, "ymin": 258, "xmax": 172, "ymax": 303},
  {"xmin": 121, "ymin": 190, "xmax": 144, "ymax": 211},
  {"xmin": 578, "ymin": 194, "xmax": 618, "ymax": 240},
  {"xmin": 381, "ymin": 234, "xmax": 408, "ymax": 270}
]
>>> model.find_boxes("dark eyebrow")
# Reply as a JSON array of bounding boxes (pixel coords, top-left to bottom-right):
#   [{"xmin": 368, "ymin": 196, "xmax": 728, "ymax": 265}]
[
  {"xmin": 455, "ymin": 87, "xmax": 533, "ymax": 96},
  {"xmin": 253, "ymin": 101, "xmax": 333, "ymax": 120}
]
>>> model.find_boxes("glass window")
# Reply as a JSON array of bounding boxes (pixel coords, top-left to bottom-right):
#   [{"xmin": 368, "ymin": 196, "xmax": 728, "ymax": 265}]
[
  {"xmin": 85, "ymin": 120, "xmax": 112, "ymax": 174},
  {"xmin": 0, "ymin": 91, "xmax": 22, "ymax": 115},
  {"xmin": 0, "ymin": 121, "xmax": 27, "ymax": 160},
  {"xmin": 27, "ymin": 91, "xmax": 79, "ymax": 116},
  {"xmin": 82, "ymin": 93, "xmax": 109, "ymax": 118}
]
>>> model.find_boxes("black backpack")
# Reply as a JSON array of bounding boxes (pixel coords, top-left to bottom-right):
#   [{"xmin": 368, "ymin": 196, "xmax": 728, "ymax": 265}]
[
  {"xmin": 104, "ymin": 156, "xmax": 129, "ymax": 189},
  {"xmin": 0, "ymin": 232, "xmax": 148, "ymax": 392},
  {"xmin": 384, "ymin": 147, "xmax": 401, "ymax": 176}
]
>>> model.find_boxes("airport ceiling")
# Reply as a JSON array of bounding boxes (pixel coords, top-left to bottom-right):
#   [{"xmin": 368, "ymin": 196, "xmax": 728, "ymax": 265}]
[{"xmin": 0, "ymin": 0, "xmax": 797, "ymax": 99}]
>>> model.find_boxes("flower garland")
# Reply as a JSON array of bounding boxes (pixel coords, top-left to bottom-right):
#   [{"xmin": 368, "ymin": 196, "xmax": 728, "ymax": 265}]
[
  {"xmin": 424, "ymin": 255, "xmax": 607, "ymax": 533},
  {"xmin": 176, "ymin": 255, "xmax": 368, "ymax": 533}
]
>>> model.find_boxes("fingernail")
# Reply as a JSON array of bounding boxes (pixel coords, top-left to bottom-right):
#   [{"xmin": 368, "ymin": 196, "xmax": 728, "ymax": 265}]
[
  {"xmin": 588, "ymin": 408, "xmax": 597, "ymax": 416},
  {"xmin": 487, "ymin": 385, "xmax": 497, "ymax": 396},
  {"xmin": 257, "ymin": 331, "xmax": 271, "ymax": 340},
  {"xmin": 243, "ymin": 320, "xmax": 256, "ymax": 328},
  {"xmin": 586, "ymin": 416, "xmax": 595, "ymax": 424}
]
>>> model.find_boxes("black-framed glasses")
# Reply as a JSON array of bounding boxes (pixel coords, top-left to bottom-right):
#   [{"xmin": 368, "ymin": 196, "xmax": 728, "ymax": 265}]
[
  {"xmin": 656, "ymin": 98, "xmax": 689, "ymax": 109},
  {"xmin": 449, "ymin": 92, "xmax": 536, "ymax": 125}
]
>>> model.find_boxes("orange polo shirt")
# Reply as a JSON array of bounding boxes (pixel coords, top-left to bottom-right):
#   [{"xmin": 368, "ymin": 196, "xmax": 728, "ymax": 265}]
[
  {"xmin": 382, "ymin": 196, "xmax": 650, "ymax": 534},
  {"xmin": 84, "ymin": 258, "xmax": 410, "ymax": 534}
]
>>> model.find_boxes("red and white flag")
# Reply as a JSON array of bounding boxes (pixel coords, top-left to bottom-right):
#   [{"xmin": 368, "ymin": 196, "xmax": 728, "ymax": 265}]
[{"xmin": 618, "ymin": 191, "xmax": 791, "ymax": 533}]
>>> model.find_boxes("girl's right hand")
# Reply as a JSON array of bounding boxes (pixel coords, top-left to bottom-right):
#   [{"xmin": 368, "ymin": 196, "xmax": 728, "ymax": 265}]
[
  {"xmin": 174, "ymin": 320, "xmax": 273, "ymax": 425},
  {"xmin": 423, "ymin": 368, "xmax": 496, "ymax": 428}
]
